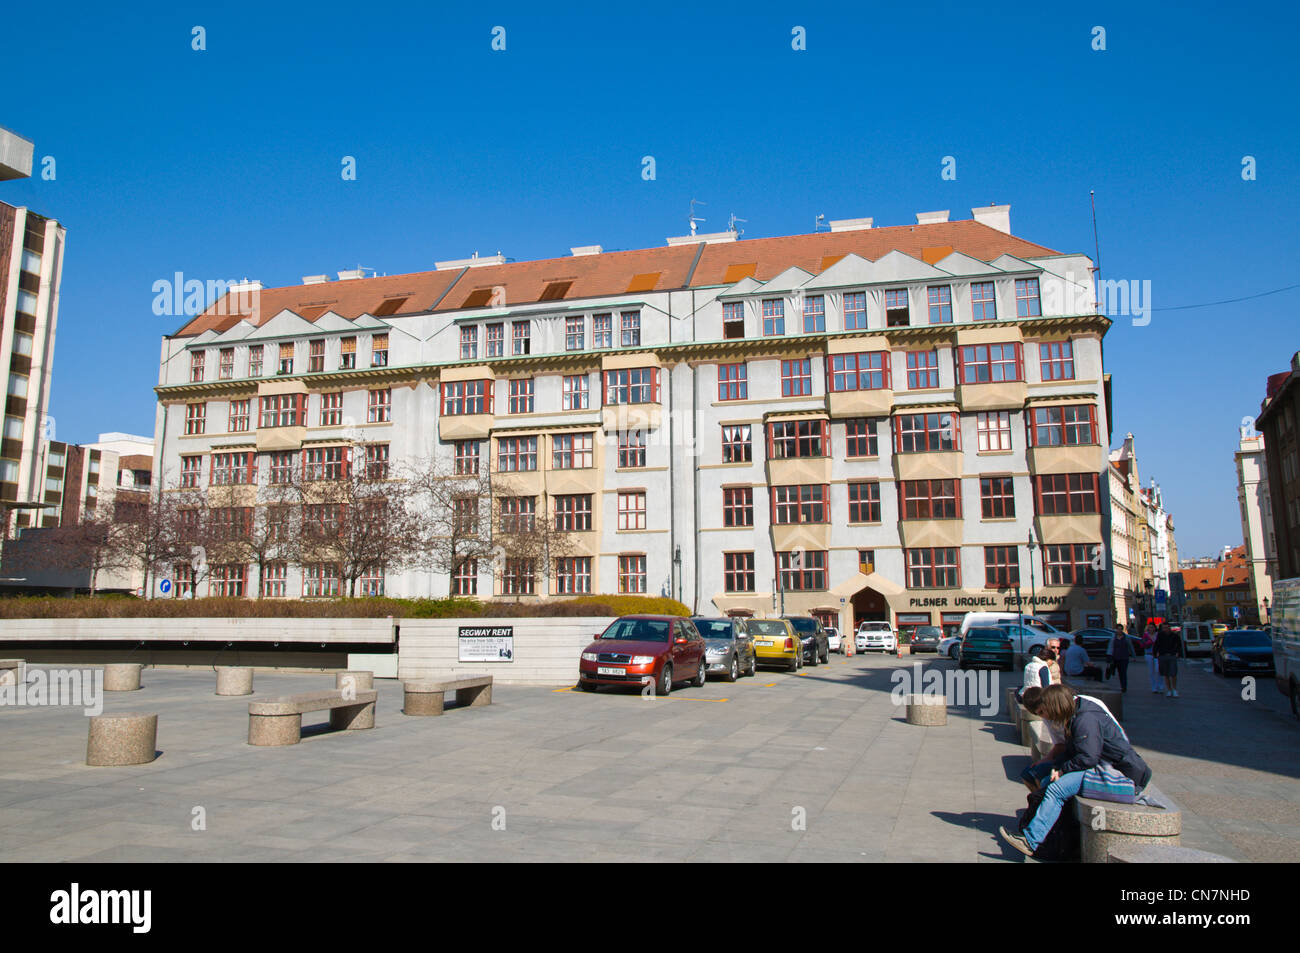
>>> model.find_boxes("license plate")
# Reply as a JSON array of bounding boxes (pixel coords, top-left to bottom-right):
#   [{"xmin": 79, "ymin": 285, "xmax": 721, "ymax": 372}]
[
  {"xmin": 597, "ymin": 666, "xmax": 624, "ymax": 675},
  {"xmin": 1251, "ymin": 662, "xmax": 1268, "ymax": 667},
  {"xmin": 754, "ymin": 640, "xmax": 773, "ymax": 647}
]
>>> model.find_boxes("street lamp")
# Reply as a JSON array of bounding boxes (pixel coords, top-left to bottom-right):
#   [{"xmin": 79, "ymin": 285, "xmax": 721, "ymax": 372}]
[
  {"xmin": 1026, "ymin": 528, "xmax": 1038, "ymax": 615},
  {"xmin": 1263, "ymin": 596, "xmax": 1271, "ymax": 624}
]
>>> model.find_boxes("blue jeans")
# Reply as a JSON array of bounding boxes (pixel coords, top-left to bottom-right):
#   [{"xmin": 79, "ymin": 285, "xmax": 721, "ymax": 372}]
[
  {"xmin": 1020, "ymin": 761, "xmax": 1054, "ymax": 788},
  {"xmin": 1023, "ymin": 769, "xmax": 1087, "ymax": 850}
]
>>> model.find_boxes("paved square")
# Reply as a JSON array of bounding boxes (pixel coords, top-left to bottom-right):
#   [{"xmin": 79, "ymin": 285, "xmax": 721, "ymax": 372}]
[{"xmin": 0, "ymin": 654, "xmax": 1296, "ymax": 862}]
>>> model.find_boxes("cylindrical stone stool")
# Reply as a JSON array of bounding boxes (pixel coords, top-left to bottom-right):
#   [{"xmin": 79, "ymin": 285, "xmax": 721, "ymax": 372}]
[
  {"xmin": 103, "ymin": 663, "xmax": 143, "ymax": 692},
  {"xmin": 86, "ymin": 712, "xmax": 158, "ymax": 766},
  {"xmin": 403, "ymin": 682, "xmax": 445, "ymax": 716},
  {"xmin": 336, "ymin": 670, "xmax": 374, "ymax": 692},
  {"xmin": 216, "ymin": 666, "xmax": 254, "ymax": 696},
  {"xmin": 904, "ymin": 694, "xmax": 948, "ymax": 725}
]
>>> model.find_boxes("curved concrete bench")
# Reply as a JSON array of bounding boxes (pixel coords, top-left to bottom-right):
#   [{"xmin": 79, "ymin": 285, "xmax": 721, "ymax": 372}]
[
  {"xmin": 248, "ymin": 689, "xmax": 377, "ymax": 746},
  {"xmin": 403, "ymin": 676, "xmax": 492, "ymax": 716},
  {"xmin": 1108, "ymin": 844, "xmax": 1235, "ymax": 863},
  {"xmin": 87, "ymin": 712, "xmax": 158, "ymax": 766},
  {"xmin": 336, "ymin": 670, "xmax": 374, "ymax": 692},
  {"xmin": 904, "ymin": 694, "xmax": 947, "ymax": 726},
  {"xmin": 1074, "ymin": 785, "xmax": 1181, "ymax": 863},
  {"xmin": 215, "ymin": 667, "xmax": 253, "ymax": 696},
  {"xmin": 104, "ymin": 663, "xmax": 143, "ymax": 692}
]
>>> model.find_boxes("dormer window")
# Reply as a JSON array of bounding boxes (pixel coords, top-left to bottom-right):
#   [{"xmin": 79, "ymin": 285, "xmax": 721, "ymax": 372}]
[{"xmin": 885, "ymin": 289, "xmax": 910, "ymax": 327}]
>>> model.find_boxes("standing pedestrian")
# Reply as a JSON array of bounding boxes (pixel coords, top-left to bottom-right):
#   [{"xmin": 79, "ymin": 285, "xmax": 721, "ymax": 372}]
[
  {"xmin": 1154, "ymin": 623, "xmax": 1183, "ymax": 697},
  {"xmin": 1106, "ymin": 627, "xmax": 1133, "ymax": 692},
  {"xmin": 1140, "ymin": 622, "xmax": 1161, "ymax": 693}
]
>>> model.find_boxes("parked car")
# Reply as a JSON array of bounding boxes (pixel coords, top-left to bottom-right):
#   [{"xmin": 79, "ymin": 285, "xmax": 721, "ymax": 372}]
[
  {"xmin": 825, "ymin": 627, "xmax": 842, "ymax": 654},
  {"xmin": 1069, "ymin": 628, "xmax": 1120, "ymax": 661},
  {"xmin": 691, "ymin": 616, "xmax": 757, "ymax": 682},
  {"xmin": 748, "ymin": 618, "xmax": 802, "ymax": 672},
  {"xmin": 958, "ymin": 627, "xmax": 1015, "ymax": 671},
  {"xmin": 1270, "ymin": 576, "xmax": 1300, "ymax": 718},
  {"xmin": 1181, "ymin": 621, "xmax": 1215, "ymax": 657},
  {"xmin": 910, "ymin": 625, "xmax": 943, "ymax": 653},
  {"xmin": 1211, "ymin": 629, "xmax": 1275, "ymax": 677},
  {"xmin": 856, "ymin": 620, "xmax": 897, "ymax": 653},
  {"xmin": 998, "ymin": 623, "xmax": 1061, "ymax": 659},
  {"xmin": 577, "ymin": 616, "xmax": 706, "ymax": 694},
  {"xmin": 784, "ymin": 616, "xmax": 830, "ymax": 666},
  {"xmin": 958, "ymin": 612, "xmax": 1064, "ymax": 639}
]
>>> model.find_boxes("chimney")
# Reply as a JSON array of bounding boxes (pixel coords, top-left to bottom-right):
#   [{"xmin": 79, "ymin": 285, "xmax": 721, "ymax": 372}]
[
  {"xmin": 915, "ymin": 210, "xmax": 950, "ymax": 225},
  {"xmin": 302, "ymin": 275, "xmax": 329, "ymax": 285},
  {"xmin": 435, "ymin": 252, "xmax": 508, "ymax": 271},
  {"xmin": 337, "ymin": 269, "xmax": 365, "ymax": 280},
  {"xmin": 971, "ymin": 204, "xmax": 1011, "ymax": 234},
  {"xmin": 829, "ymin": 217, "xmax": 873, "ymax": 232},
  {"xmin": 570, "ymin": 245, "xmax": 603, "ymax": 256},
  {"xmin": 228, "ymin": 279, "xmax": 262, "ymax": 293}
]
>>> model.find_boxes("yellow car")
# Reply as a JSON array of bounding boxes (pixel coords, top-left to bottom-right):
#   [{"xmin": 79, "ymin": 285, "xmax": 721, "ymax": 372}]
[{"xmin": 747, "ymin": 618, "xmax": 802, "ymax": 672}]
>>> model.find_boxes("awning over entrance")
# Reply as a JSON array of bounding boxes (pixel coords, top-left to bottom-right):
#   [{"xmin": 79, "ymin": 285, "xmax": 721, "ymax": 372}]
[{"xmin": 830, "ymin": 571, "xmax": 905, "ymax": 600}]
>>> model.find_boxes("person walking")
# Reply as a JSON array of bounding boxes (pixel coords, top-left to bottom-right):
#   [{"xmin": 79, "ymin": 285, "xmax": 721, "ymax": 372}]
[
  {"xmin": 1140, "ymin": 622, "xmax": 1161, "ymax": 693},
  {"xmin": 1154, "ymin": 623, "xmax": 1183, "ymax": 697},
  {"xmin": 999, "ymin": 684, "xmax": 1152, "ymax": 858},
  {"xmin": 1106, "ymin": 627, "xmax": 1134, "ymax": 692}
]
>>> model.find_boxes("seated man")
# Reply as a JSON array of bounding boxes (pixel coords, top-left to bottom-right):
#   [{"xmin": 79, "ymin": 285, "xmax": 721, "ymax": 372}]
[{"xmin": 1061, "ymin": 636, "xmax": 1103, "ymax": 681}]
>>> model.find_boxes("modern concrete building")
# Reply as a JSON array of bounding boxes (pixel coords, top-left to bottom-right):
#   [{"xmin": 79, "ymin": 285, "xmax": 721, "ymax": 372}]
[
  {"xmin": 1256, "ymin": 352, "xmax": 1300, "ymax": 587},
  {"xmin": 1236, "ymin": 426, "xmax": 1277, "ymax": 622},
  {"xmin": 154, "ymin": 206, "xmax": 1116, "ymax": 633},
  {"xmin": 1, "ymin": 127, "xmax": 66, "ymax": 536}
]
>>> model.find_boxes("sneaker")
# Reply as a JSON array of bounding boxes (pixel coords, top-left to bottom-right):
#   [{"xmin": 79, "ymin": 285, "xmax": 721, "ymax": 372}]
[
  {"xmin": 999, "ymin": 826, "xmax": 1035, "ymax": 858},
  {"xmin": 1172, "ymin": 690, "xmax": 1179, "ymax": 698},
  {"xmin": 1152, "ymin": 688, "xmax": 1162, "ymax": 693},
  {"xmin": 1165, "ymin": 690, "xmax": 1172, "ymax": 696}
]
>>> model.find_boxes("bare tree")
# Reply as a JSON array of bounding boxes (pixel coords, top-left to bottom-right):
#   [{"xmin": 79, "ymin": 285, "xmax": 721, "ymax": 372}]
[
  {"xmin": 490, "ymin": 484, "xmax": 579, "ymax": 599},
  {"xmin": 405, "ymin": 452, "xmax": 497, "ymax": 588},
  {"xmin": 207, "ymin": 482, "xmax": 301, "ymax": 598},
  {"xmin": 115, "ymin": 484, "xmax": 209, "ymax": 598}
]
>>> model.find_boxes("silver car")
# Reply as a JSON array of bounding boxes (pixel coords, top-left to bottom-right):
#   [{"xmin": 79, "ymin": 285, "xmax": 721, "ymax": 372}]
[{"xmin": 690, "ymin": 617, "xmax": 758, "ymax": 682}]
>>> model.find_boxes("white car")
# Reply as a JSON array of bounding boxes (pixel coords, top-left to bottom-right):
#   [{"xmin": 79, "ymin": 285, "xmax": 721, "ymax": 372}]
[
  {"xmin": 825, "ymin": 627, "xmax": 842, "ymax": 653},
  {"xmin": 856, "ymin": 621, "xmax": 898, "ymax": 653}
]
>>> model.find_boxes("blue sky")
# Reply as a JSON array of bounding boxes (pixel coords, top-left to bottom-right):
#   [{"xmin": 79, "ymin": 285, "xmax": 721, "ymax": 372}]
[{"xmin": 3, "ymin": 1, "xmax": 1297, "ymax": 558}]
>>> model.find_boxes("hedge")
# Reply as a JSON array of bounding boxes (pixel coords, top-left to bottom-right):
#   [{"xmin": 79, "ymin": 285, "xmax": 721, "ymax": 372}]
[{"xmin": 0, "ymin": 593, "xmax": 691, "ymax": 620}]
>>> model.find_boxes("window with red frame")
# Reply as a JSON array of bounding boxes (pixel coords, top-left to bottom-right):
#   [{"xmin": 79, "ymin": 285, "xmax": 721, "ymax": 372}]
[
  {"xmin": 1016, "ymin": 278, "xmax": 1042, "ymax": 317},
  {"xmin": 358, "ymin": 568, "xmax": 384, "ymax": 597},
  {"xmin": 984, "ymin": 546, "xmax": 1020, "ymax": 588},
  {"xmin": 454, "ymin": 440, "xmax": 481, "ymax": 475},
  {"xmin": 1035, "ymin": 472, "xmax": 1100, "ymax": 514},
  {"xmin": 906, "ymin": 547, "xmax": 960, "ymax": 588},
  {"xmin": 718, "ymin": 363, "xmax": 748, "ymax": 400},
  {"xmin": 768, "ymin": 419, "xmax": 827, "ymax": 458},
  {"xmin": 777, "ymin": 550, "xmax": 827, "ymax": 591},
  {"xmin": 496, "ymin": 435, "xmax": 537, "ymax": 471},
  {"xmin": 260, "ymin": 562, "xmax": 287, "ymax": 598},
  {"xmin": 617, "ymin": 430, "xmax": 646, "ymax": 468},
  {"xmin": 452, "ymin": 496, "xmax": 478, "ymax": 534},
  {"xmin": 603, "ymin": 367, "xmax": 658, "ymax": 405},
  {"xmin": 268, "ymin": 451, "xmax": 296, "ymax": 484},
  {"xmin": 844, "ymin": 418, "xmax": 878, "ymax": 457},
  {"xmin": 308, "ymin": 339, "xmax": 325, "ymax": 373},
  {"xmin": 724, "ymin": 552, "xmax": 755, "ymax": 592},
  {"xmin": 771, "ymin": 484, "xmax": 829, "ymax": 524},
  {"xmin": 802, "ymin": 295, "xmax": 825, "ymax": 333},
  {"xmin": 722, "ymin": 486, "xmax": 753, "ymax": 526},
  {"xmin": 501, "ymin": 558, "xmax": 536, "ymax": 595},
  {"xmin": 1039, "ymin": 341, "xmax": 1075, "ymax": 380},
  {"xmin": 485, "ymin": 323, "xmax": 504, "ymax": 357},
  {"xmin": 441, "ymin": 380, "xmax": 489, "ymax": 415},
  {"xmin": 927, "ymin": 286, "xmax": 953, "ymax": 324},
  {"xmin": 554, "ymin": 494, "xmax": 593, "ymax": 531},
  {"xmin": 190, "ymin": 351, "xmax": 205, "ymax": 382},
  {"xmin": 617, "ymin": 491, "xmax": 646, "ymax": 530},
  {"xmin": 976, "ymin": 411, "xmax": 1012, "ymax": 451},
  {"xmin": 209, "ymin": 507, "xmax": 252, "ymax": 542},
  {"xmin": 1043, "ymin": 543, "xmax": 1102, "ymax": 586},
  {"xmin": 210, "ymin": 452, "xmax": 255, "ymax": 486},
  {"xmin": 618, "ymin": 555, "xmax": 647, "ymax": 594},
  {"xmin": 499, "ymin": 496, "xmax": 536, "ymax": 533},
  {"xmin": 319, "ymin": 392, "xmax": 343, "ymax": 426},
  {"xmin": 565, "ymin": 316, "xmax": 584, "ymax": 351},
  {"xmin": 247, "ymin": 345, "xmax": 264, "ymax": 377},
  {"xmin": 894, "ymin": 413, "xmax": 958, "ymax": 453},
  {"xmin": 365, "ymin": 443, "xmax": 389, "ymax": 478},
  {"xmin": 303, "ymin": 503, "xmax": 344, "ymax": 539},
  {"xmin": 885, "ymin": 288, "xmax": 910, "ymax": 326},
  {"xmin": 368, "ymin": 388, "xmax": 391, "ymax": 423},
  {"xmin": 302, "ymin": 446, "xmax": 348, "ymax": 481},
  {"xmin": 554, "ymin": 556, "xmax": 592, "ymax": 594},
  {"xmin": 452, "ymin": 558, "xmax": 478, "ymax": 596},
  {"xmin": 552, "ymin": 433, "xmax": 593, "ymax": 469},
  {"xmin": 848, "ymin": 481, "xmax": 881, "ymax": 522},
  {"xmin": 219, "ymin": 348, "xmax": 234, "ymax": 379},
  {"xmin": 507, "ymin": 378, "xmax": 534, "ymax": 414},
  {"xmin": 303, "ymin": 562, "xmax": 341, "ymax": 597},
  {"xmin": 592, "ymin": 314, "xmax": 612, "ymax": 349},
  {"xmin": 828, "ymin": 351, "xmax": 890, "ymax": 392},
  {"xmin": 460, "ymin": 325, "xmax": 478, "ymax": 359},
  {"xmin": 899, "ymin": 479, "xmax": 961, "ymax": 519},
  {"xmin": 185, "ymin": 402, "xmax": 207, "ymax": 435},
  {"xmin": 722, "ymin": 425, "xmax": 752, "ymax": 463},
  {"xmin": 512, "ymin": 321, "xmax": 530, "ymax": 355},
  {"xmin": 180, "ymin": 455, "xmax": 202, "ymax": 487},
  {"xmin": 971, "ymin": 281, "xmax": 997, "ymax": 321},
  {"xmin": 843, "ymin": 291, "xmax": 867, "ymax": 330},
  {"xmin": 562, "ymin": 374, "xmax": 589, "ymax": 410},
  {"xmin": 210, "ymin": 563, "xmax": 247, "ymax": 597},
  {"xmin": 958, "ymin": 343, "xmax": 1023, "ymax": 384},
  {"xmin": 906, "ymin": 350, "xmax": 939, "ymax": 389},
  {"xmin": 722, "ymin": 301, "xmax": 745, "ymax": 339},
  {"xmin": 762, "ymin": 299, "xmax": 785, "ymax": 336},
  {"xmin": 780, "ymin": 359, "xmax": 813, "ymax": 396},
  {"xmin": 980, "ymin": 475, "xmax": 1015, "ymax": 518},
  {"xmin": 259, "ymin": 394, "xmax": 304, "ymax": 428},
  {"xmin": 1028, "ymin": 405, "xmax": 1097, "ymax": 447}
]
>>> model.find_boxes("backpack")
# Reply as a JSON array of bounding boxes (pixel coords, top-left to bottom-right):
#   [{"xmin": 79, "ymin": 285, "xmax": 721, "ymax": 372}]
[{"xmin": 1018, "ymin": 788, "xmax": 1081, "ymax": 862}]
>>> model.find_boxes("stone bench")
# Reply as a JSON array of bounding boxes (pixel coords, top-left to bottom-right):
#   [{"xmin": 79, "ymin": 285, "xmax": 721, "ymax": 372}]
[
  {"xmin": 0, "ymin": 659, "xmax": 21, "ymax": 687},
  {"xmin": 1108, "ymin": 844, "xmax": 1235, "ymax": 863},
  {"xmin": 215, "ymin": 666, "xmax": 253, "ymax": 696},
  {"xmin": 903, "ymin": 693, "xmax": 947, "ymax": 726},
  {"xmin": 86, "ymin": 712, "xmax": 158, "ymax": 766},
  {"xmin": 403, "ymin": 676, "xmax": 493, "ymax": 716},
  {"xmin": 248, "ymin": 689, "xmax": 377, "ymax": 745},
  {"xmin": 1073, "ymin": 785, "xmax": 1181, "ymax": 863},
  {"xmin": 104, "ymin": 663, "xmax": 143, "ymax": 692}
]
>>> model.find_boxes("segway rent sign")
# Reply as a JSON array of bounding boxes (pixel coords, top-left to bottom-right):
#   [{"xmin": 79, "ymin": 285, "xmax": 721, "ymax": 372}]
[{"xmin": 458, "ymin": 625, "xmax": 514, "ymax": 662}]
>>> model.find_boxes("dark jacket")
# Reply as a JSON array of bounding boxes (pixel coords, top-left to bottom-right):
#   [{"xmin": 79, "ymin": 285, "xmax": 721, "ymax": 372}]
[
  {"xmin": 1054, "ymin": 697, "xmax": 1152, "ymax": 790},
  {"xmin": 1153, "ymin": 629, "xmax": 1182, "ymax": 657}
]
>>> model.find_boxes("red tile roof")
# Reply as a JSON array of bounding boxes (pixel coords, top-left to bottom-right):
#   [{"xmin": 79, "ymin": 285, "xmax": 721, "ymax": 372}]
[{"xmin": 173, "ymin": 219, "xmax": 1062, "ymax": 338}]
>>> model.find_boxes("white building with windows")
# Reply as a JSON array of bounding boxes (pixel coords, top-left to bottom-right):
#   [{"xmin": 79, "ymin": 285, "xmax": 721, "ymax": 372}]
[{"xmin": 154, "ymin": 206, "xmax": 1114, "ymax": 635}]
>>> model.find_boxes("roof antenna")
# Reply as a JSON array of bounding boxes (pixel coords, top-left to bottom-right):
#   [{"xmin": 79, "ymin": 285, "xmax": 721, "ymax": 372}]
[
  {"xmin": 815, "ymin": 213, "xmax": 828, "ymax": 232},
  {"xmin": 689, "ymin": 198, "xmax": 706, "ymax": 236},
  {"xmin": 728, "ymin": 213, "xmax": 747, "ymax": 237},
  {"xmin": 1089, "ymin": 190, "xmax": 1102, "ymax": 285}
]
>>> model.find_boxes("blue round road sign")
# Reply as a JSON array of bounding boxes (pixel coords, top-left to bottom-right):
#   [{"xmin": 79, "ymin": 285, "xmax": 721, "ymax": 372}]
[{"xmin": 159, "ymin": 579, "xmax": 172, "ymax": 595}]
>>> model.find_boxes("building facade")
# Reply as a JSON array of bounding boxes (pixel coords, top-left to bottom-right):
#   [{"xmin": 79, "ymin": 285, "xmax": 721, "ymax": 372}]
[
  {"xmin": 154, "ymin": 207, "xmax": 1116, "ymax": 633},
  {"xmin": 1256, "ymin": 352, "xmax": 1300, "ymax": 587},
  {"xmin": 1236, "ymin": 427, "xmax": 1277, "ymax": 621},
  {"xmin": 1177, "ymin": 545, "xmax": 1255, "ymax": 625}
]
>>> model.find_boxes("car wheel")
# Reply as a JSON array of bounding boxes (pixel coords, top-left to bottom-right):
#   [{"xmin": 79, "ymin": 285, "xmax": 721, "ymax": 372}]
[
  {"xmin": 726, "ymin": 656, "xmax": 739, "ymax": 682},
  {"xmin": 659, "ymin": 664, "xmax": 672, "ymax": 696},
  {"xmin": 821, "ymin": 646, "xmax": 829, "ymax": 664},
  {"xmin": 949, "ymin": 645, "xmax": 961, "ymax": 661},
  {"xmin": 746, "ymin": 654, "xmax": 757, "ymax": 677},
  {"xmin": 1290, "ymin": 680, "xmax": 1299, "ymax": 720},
  {"xmin": 578, "ymin": 680, "xmax": 598, "ymax": 692},
  {"xmin": 808, "ymin": 648, "xmax": 819, "ymax": 667},
  {"xmin": 789, "ymin": 655, "xmax": 799, "ymax": 672},
  {"xmin": 693, "ymin": 659, "xmax": 707, "ymax": 688}
]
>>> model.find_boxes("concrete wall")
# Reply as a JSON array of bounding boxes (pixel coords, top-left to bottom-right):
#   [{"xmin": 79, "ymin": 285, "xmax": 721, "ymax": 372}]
[
  {"xmin": 0, "ymin": 617, "xmax": 397, "ymax": 643},
  {"xmin": 397, "ymin": 616, "xmax": 615, "ymax": 685}
]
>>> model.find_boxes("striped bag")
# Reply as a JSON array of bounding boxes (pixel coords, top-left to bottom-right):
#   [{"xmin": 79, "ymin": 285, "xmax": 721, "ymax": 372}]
[{"xmin": 1080, "ymin": 762, "xmax": 1137, "ymax": 803}]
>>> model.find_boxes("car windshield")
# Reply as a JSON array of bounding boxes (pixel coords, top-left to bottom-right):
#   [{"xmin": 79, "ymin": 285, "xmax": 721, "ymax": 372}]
[
  {"xmin": 749, "ymin": 621, "xmax": 787, "ymax": 636},
  {"xmin": 600, "ymin": 619, "xmax": 670, "ymax": 642},
  {"xmin": 1225, "ymin": 632, "xmax": 1271, "ymax": 647},
  {"xmin": 693, "ymin": 620, "xmax": 734, "ymax": 640},
  {"xmin": 784, "ymin": 618, "xmax": 816, "ymax": 632},
  {"xmin": 966, "ymin": 628, "xmax": 1008, "ymax": 642},
  {"xmin": 916, "ymin": 627, "xmax": 942, "ymax": 637},
  {"xmin": 863, "ymin": 622, "xmax": 890, "ymax": 630}
]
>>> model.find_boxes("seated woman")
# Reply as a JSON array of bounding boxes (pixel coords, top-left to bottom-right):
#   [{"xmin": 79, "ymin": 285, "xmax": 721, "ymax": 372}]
[
  {"xmin": 1016, "ymin": 686, "xmax": 1064, "ymax": 791},
  {"xmin": 1000, "ymin": 683, "xmax": 1152, "ymax": 857}
]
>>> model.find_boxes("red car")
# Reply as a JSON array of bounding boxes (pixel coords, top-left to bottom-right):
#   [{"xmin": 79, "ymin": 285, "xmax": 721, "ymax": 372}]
[{"xmin": 577, "ymin": 615, "xmax": 706, "ymax": 695}]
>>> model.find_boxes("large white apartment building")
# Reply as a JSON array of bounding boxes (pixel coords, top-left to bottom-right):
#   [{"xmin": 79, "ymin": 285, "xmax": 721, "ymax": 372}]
[{"xmin": 154, "ymin": 206, "xmax": 1115, "ymax": 635}]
